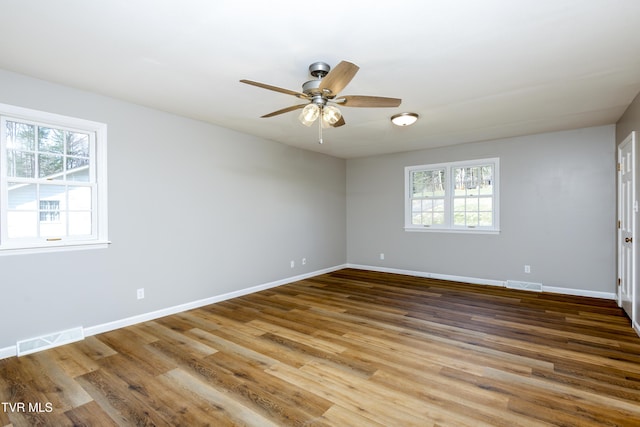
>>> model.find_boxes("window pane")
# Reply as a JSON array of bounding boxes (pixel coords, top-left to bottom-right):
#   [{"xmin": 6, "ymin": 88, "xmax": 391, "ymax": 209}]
[
  {"xmin": 412, "ymin": 169, "xmax": 445, "ymax": 198},
  {"xmin": 68, "ymin": 186, "xmax": 91, "ymax": 210},
  {"xmin": 40, "ymin": 185, "xmax": 67, "ymax": 210},
  {"xmin": 466, "ymin": 212, "xmax": 479, "ymax": 226},
  {"xmin": 479, "ymin": 166, "xmax": 493, "ymax": 195},
  {"xmin": 413, "ymin": 212, "xmax": 431, "ymax": 225},
  {"xmin": 7, "ymin": 150, "xmax": 35, "ymax": 178},
  {"xmin": 66, "ymin": 157, "xmax": 90, "ymax": 181},
  {"xmin": 66, "ymin": 132, "xmax": 89, "ymax": 157},
  {"xmin": 39, "ymin": 200, "xmax": 60, "ymax": 223},
  {"xmin": 5, "ymin": 121, "xmax": 35, "ymax": 150},
  {"xmin": 7, "ymin": 211, "xmax": 37, "ymax": 238},
  {"xmin": 38, "ymin": 127, "xmax": 64, "ymax": 154},
  {"xmin": 432, "ymin": 212, "xmax": 445, "ymax": 224},
  {"xmin": 412, "ymin": 171, "xmax": 427, "ymax": 198},
  {"xmin": 453, "ymin": 198, "xmax": 465, "ymax": 212},
  {"xmin": 479, "ymin": 197, "xmax": 492, "ymax": 211},
  {"xmin": 479, "ymin": 212, "xmax": 493, "ymax": 227},
  {"xmin": 38, "ymin": 153, "xmax": 64, "ymax": 178},
  {"xmin": 412, "ymin": 199, "xmax": 422, "ymax": 214},
  {"xmin": 40, "ymin": 212, "xmax": 66, "ymax": 237},
  {"xmin": 433, "ymin": 170, "xmax": 445, "ymax": 197},
  {"xmin": 68, "ymin": 212, "xmax": 92, "ymax": 236},
  {"xmin": 466, "ymin": 197, "xmax": 479, "ymax": 211},
  {"xmin": 8, "ymin": 182, "xmax": 37, "ymax": 209}
]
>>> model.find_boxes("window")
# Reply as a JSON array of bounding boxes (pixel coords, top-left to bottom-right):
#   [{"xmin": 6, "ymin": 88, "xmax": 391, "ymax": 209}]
[
  {"xmin": 0, "ymin": 103, "xmax": 108, "ymax": 254},
  {"xmin": 405, "ymin": 158, "xmax": 499, "ymax": 233}
]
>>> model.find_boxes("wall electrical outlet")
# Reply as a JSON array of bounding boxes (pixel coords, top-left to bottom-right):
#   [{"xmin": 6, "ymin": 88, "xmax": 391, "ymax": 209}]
[
  {"xmin": 137, "ymin": 288, "xmax": 145, "ymax": 299},
  {"xmin": 290, "ymin": 260, "xmax": 295, "ymax": 268},
  {"xmin": 380, "ymin": 253, "xmax": 385, "ymax": 260},
  {"xmin": 524, "ymin": 265, "xmax": 531, "ymax": 274},
  {"xmin": 302, "ymin": 258, "xmax": 307, "ymax": 265}
]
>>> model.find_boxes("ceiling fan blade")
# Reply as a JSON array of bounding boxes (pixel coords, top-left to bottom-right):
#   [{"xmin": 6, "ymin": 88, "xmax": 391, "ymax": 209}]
[
  {"xmin": 240, "ymin": 79, "xmax": 308, "ymax": 99},
  {"xmin": 331, "ymin": 116, "xmax": 346, "ymax": 128},
  {"xmin": 319, "ymin": 61, "xmax": 359, "ymax": 96},
  {"xmin": 261, "ymin": 104, "xmax": 306, "ymax": 118},
  {"xmin": 339, "ymin": 95, "xmax": 402, "ymax": 108}
]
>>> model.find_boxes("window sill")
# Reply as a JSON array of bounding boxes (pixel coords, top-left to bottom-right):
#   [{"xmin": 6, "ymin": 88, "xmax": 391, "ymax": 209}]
[
  {"xmin": 404, "ymin": 227, "xmax": 500, "ymax": 235},
  {"xmin": 0, "ymin": 240, "xmax": 111, "ymax": 256}
]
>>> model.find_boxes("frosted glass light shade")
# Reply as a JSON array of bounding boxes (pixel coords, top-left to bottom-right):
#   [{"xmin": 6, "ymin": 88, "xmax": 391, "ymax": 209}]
[
  {"xmin": 299, "ymin": 104, "xmax": 320, "ymax": 126},
  {"xmin": 391, "ymin": 112, "xmax": 419, "ymax": 126},
  {"xmin": 322, "ymin": 105, "xmax": 341, "ymax": 125}
]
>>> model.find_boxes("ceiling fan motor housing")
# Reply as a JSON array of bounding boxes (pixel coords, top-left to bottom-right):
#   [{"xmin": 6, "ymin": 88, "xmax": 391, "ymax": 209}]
[
  {"xmin": 302, "ymin": 81, "xmax": 328, "ymax": 106},
  {"xmin": 308, "ymin": 61, "xmax": 330, "ymax": 78}
]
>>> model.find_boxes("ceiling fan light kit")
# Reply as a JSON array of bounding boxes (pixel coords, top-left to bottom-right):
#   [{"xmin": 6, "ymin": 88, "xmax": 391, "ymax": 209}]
[
  {"xmin": 322, "ymin": 105, "xmax": 342, "ymax": 125},
  {"xmin": 241, "ymin": 60, "xmax": 402, "ymax": 143},
  {"xmin": 391, "ymin": 112, "xmax": 419, "ymax": 126},
  {"xmin": 299, "ymin": 104, "xmax": 320, "ymax": 126}
]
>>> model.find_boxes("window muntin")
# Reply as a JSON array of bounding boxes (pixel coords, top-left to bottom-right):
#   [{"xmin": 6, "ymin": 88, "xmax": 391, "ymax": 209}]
[
  {"xmin": 406, "ymin": 159, "xmax": 499, "ymax": 233},
  {"xmin": 0, "ymin": 104, "xmax": 108, "ymax": 253}
]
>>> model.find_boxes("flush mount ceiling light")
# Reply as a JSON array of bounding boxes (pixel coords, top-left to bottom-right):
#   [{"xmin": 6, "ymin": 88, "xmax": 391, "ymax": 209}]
[{"xmin": 391, "ymin": 112, "xmax": 419, "ymax": 126}]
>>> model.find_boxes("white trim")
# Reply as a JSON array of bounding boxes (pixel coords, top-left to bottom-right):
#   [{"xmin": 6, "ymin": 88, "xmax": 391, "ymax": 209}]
[
  {"xmin": 0, "ymin": 240, "xmax": 110, "ymax": 256},
  {"xmin": 542, "ymin": 286, "xmax": 616, "ymax": 300},
  {"xmin": 404, "ymin": 227, "xmax": 500, "ymax": 235},
  {"xmin": 0, "ymin": 346, "xmax": 16, "ymax": 359},
  {"xmin": 347, "ymin": 264, "xmax": 617, "ymax": 300},
  {"xmin": 0, "ymin": 263, "xmax": 618, "ymax": 360},
  {"xmin": 348, "ymin": 264, "xmax": 505, "ymax": 287},
  {"xmin": 83, "ymin": 264, "xmax": 346, "ymax": 337},
  {"xmin": 0, "ymin": 103, "xmax": 108, "ymax": 253}
]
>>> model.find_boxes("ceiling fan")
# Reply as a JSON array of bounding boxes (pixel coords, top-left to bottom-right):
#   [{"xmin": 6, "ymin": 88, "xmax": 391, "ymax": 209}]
[{"xmin": 240, "ymin": 61, "xmax": 402, "ymax": 143}]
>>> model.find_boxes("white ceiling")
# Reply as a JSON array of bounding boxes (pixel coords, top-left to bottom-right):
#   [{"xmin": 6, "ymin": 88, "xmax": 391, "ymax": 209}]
[{"xmin": 1, "ymin": 0, "xmax": 640, "ymax": 158}]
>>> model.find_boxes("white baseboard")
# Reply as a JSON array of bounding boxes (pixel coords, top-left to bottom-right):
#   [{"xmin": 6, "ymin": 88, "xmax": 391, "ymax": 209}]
[
  {"xmin": 347, "ymin": 264, "xmax": 505, "ymax": 287},
  {"xmin": 346, "ymin": 264, "xmax": 617, "ymax": 300},
  {"xmin": 84, "ymin": 264, "xmax": 347, "ymax": 338},
  {"xmin": 542, "ymin": 286, "xmax": 616, "ymax": 300},
  {"xmin": 1, "ymin": 264, "xmax": 347, "ymax": 360},
  {"xmin": 0, "ymin": 346, "xmax": 16, "ymax": 359},
  {"xmin": 0, "ymin": 263, "xmax": 618, "ymax": 361}
]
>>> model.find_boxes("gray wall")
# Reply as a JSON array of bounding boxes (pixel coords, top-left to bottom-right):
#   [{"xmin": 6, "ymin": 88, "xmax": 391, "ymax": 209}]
[
  {"xmin": 0, "ymin": 70, "xmax": 346, "ymax": 350},
  {"xmin": 347, "ymin": 125, "xmax": 616, "ymax": 293}
]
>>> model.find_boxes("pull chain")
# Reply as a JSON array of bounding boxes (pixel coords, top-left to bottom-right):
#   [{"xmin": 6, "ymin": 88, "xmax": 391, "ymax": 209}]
[{"xmin": 318, "ymin": 107, "xmax": 323, "ymax": 144}]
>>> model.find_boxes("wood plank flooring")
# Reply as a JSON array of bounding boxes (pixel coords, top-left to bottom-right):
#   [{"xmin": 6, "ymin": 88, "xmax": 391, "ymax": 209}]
[{"xmin": 2, "ymin": 268, "xmax": 640, "ymax": 426}]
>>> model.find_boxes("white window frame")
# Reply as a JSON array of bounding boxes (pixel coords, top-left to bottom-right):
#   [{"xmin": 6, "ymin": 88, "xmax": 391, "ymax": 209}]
[
  {"xmin": 0, "ymin": 103, "xmax": 109, "ymax": 255},
  {"xmin": 405, "ymin": 158, "xmax": 500, "ymax": 234}
]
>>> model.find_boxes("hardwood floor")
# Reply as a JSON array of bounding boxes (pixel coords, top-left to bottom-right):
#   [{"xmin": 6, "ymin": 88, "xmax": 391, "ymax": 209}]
[{"xmin": 2, "ymin": 268, "xmax": 640, "ymax": 426}]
